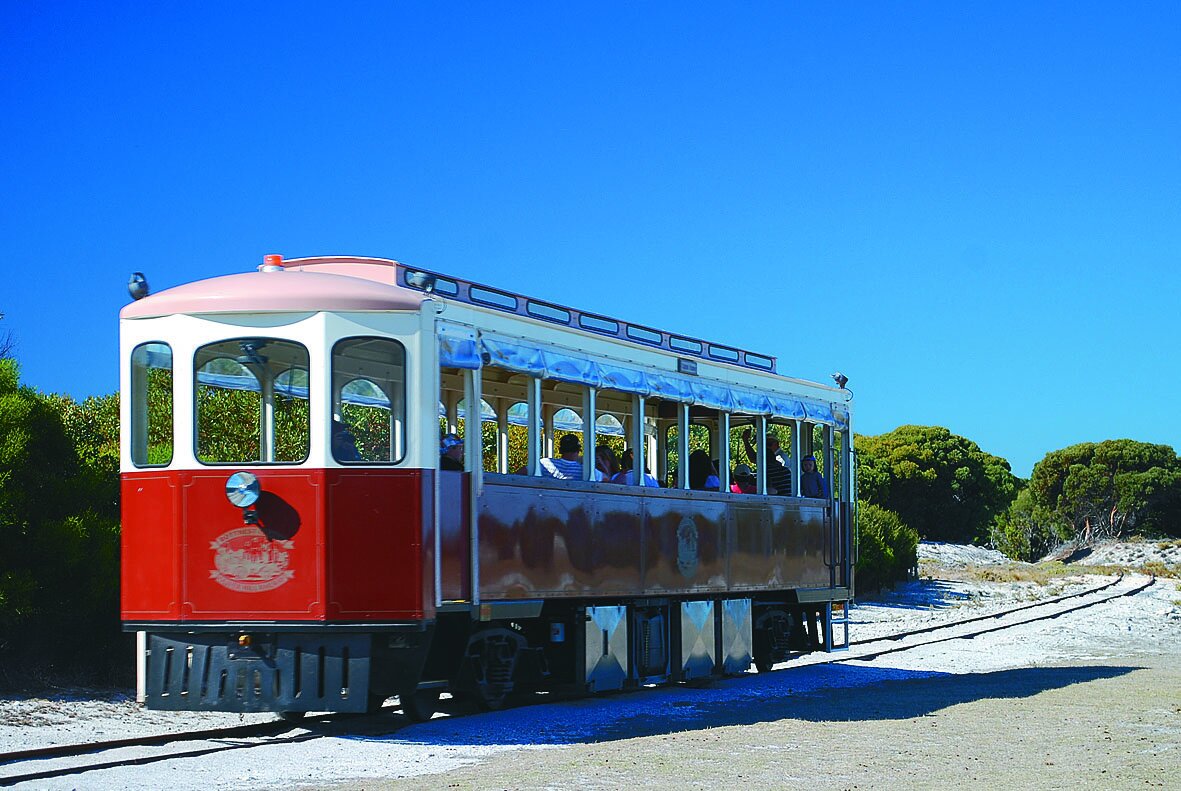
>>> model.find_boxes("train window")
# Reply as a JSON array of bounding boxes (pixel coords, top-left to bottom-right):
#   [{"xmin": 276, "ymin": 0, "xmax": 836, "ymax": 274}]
[
  {"xmin": 669, "ymin": 336, "xmax": 703, "ymax": 354},
  {"xmin": 469, "ymin": 286, "xmax": 518, "ymax": 311},
  {"xmin": 579, "ymin": 314, "xmax": 619, "ymax": 334},
  {"xmin": 744, "ymin": 352, "xmax": 774, "ymax": 371},
  {"xmin": 130, "ymin": 342, "xmax": 173, "ymax": 467},
  {"xmin": 526, "ymin": 300, "xmax": 571, "ymax": 324},
  {"xmin": 625, "ymin": 324, "xmax": 663, "ymax": 345},
  {"xmin": 332, "ymin": 337, "xmax": 406, "ymax": 464},
  {"xmin": 708, "ymin": 345, "xmax": 740, "ymax": 363},
  {"xmin": 195, "ymin": 338, "xmax": 310, "ymax": 464}
]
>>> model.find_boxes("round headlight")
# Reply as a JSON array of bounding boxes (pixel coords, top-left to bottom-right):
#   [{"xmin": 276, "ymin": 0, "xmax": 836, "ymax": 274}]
[{"xmin": 226, "ymin": 471, "xmax": 260, "ymax": 508}]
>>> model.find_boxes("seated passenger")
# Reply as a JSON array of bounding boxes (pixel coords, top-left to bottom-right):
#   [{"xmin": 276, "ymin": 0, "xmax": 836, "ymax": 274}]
[
  {"xmin": 800, "ymin": 454, "xmax": 830, "ymax": 498},
  {"xmin": 730, "ymin": 463, "xmax": 757, "ymax": 494},
  {"xmin": 541, "ymin": 434, "xmax": 600, "ymax": 480},
  {"xmin": 612, "ymin": 448, "xmax": 660, "ymax": 487},
  {"xmin": 440, "ymin": 433, "xmax": 464, "ymax": 471},
  {"xmin": 332, "ymin": 419, "xmax": 361, "ymax": 462},
  {"xmin": 595, "ymin": 444, "xmax": 621, "ymax": 482},
  {"xmin": 689, "ymin": 450, "xmax": 720, "ymax": 491},
  {"xmin": 741, "ymin": 428, "xmax": 793, "ymax": 495}
]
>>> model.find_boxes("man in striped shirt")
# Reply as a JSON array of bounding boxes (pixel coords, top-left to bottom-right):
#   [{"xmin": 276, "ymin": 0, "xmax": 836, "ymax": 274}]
[
  {"xmin": 741, "ymin": 428, "xmax": 793, "ymax": 496},
  {"xmin": 540, "ymin": 434, "xmax": 603, "ymax": 480}
]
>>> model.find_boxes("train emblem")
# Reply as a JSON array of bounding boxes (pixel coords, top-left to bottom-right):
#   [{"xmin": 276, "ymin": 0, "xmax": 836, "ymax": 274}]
[{"xmin": 210, "ymin": 528, "xmax": 295, "ymax": 592}]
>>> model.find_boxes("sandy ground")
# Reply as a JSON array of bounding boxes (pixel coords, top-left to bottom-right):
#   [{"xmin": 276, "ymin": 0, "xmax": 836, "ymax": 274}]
[{"xmin": 2, "ymin": 540, "xmax": 1179, "ymax": 789}]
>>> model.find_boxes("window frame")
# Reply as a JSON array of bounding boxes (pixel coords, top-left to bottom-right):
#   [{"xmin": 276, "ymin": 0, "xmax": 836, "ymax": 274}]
[
  {"xmin": 193, "ymin": 337, "xmax": 312, "ymax": 466},
  {"xmin": 130, "ymin": 341, "xmax": 174, "ymax": 468},
  {"xmin": 331, "ymin": 335, "xmax": 409, "ymax": 466}
]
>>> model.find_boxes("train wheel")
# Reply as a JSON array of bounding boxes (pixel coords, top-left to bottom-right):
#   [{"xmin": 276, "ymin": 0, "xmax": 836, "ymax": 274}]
[
  {"xmin": 463, "ymin": 628, "xmax": 522, "ymax": 711},
  {"xmin": 401, "ymin": 687, "xmax": 441, "ymax": 722}
]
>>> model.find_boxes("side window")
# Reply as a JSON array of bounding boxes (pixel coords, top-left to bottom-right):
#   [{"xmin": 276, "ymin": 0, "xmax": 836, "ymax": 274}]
[
  {"xmin": 195, "ymin": 338, "xmax": 310, "ymax": 464},
  {"xmin": 333, "ymin": 337, "xmax": 406, "ymax": 464},
  {"xmin": 130, "ymin": 342, "xmax": 173, "ymax": 466}
]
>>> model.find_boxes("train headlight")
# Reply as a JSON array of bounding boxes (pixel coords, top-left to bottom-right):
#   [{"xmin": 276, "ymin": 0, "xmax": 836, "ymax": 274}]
[{"xmin": 225, "ymin": 471, "xmax": 260, "ymax": 508}]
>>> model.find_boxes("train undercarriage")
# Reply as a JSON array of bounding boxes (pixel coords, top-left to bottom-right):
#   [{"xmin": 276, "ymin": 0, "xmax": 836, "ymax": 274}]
[{"xmin": 138, "ymin": 592, "xmax": 849, "ymax": 720}]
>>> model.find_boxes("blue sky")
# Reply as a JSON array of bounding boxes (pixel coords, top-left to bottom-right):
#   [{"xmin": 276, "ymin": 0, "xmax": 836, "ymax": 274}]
[{"xmin": 1, "ymin": 2, "xmax": 1178, "ymax": 477}]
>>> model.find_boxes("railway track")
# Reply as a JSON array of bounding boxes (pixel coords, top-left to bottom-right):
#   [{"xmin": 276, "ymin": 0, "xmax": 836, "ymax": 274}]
[{"xmin": 0, "ymin": 573, "xmax": 1156, "ymax": 787}]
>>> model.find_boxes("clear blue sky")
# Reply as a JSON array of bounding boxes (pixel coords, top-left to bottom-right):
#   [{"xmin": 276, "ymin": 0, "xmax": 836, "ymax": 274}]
[{"xmin": 2, "ymin": 2, "xmax": 1178, "ymax": 477}]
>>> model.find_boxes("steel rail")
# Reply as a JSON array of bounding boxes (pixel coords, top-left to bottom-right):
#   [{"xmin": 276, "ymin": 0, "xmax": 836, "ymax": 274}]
[
  {"xmin": 839, "ymin": 575, "xmax": 1155, "ymax": 663},
  {"xmin": 847, "ymin": 574, "xmax": 1125, "ymax": 647}
]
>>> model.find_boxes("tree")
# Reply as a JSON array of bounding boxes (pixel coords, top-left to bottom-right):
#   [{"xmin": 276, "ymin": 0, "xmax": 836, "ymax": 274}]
[
  {"xmin": 1026, "ymin": 440, "xmax": 1181, "ymax": 545},
  {"xmin": 855, "ymin": 425, "xmax": 1018, "ymax": 544},
  {"xmin": 0, "ymin": 360, "xmax": 127, "ymax": 686}
]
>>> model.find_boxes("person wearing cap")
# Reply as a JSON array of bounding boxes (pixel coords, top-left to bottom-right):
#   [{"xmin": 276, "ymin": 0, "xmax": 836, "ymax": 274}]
[
  {"xmin": 540, "ymin": 434, "xmax": 603, "ymax": 480},
  {"xmin": 741, "ymin": 428, "xmax": 793, "ymax": 495},
  {"xmin": 800, "ymin": 454, "xmax": 829, "ymax": 498},
  {"xmin": 440, "ymin": 433, "xmax": 464, "ymax": 471},
  {"xmin": 730, "ymin": 463, "xmax": 758, "ymax": 494}
]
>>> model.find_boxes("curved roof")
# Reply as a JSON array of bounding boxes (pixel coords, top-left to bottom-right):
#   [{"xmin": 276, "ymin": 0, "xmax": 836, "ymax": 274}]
[{"xmin": 120, "ymin": 269, "xmax": 424, "ymax": 319}]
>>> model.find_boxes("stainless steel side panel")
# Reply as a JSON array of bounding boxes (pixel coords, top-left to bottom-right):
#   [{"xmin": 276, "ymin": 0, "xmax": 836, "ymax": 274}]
[
  {"xmin": 679, "ymin": 600, "xmax": 716, "ymax": 680},
  {"xmin": 585, "ymin": 605, "xmax": 628, "ymax": 692},
  {"xmin": 720, "ymin": 598, "xmax": 752, "ymax": 674}
]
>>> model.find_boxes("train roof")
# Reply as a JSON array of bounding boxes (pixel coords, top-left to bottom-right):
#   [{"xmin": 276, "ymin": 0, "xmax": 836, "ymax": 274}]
[{"xmin": 120, "ymin": 263, "xmax": 422, "ymax": 319}]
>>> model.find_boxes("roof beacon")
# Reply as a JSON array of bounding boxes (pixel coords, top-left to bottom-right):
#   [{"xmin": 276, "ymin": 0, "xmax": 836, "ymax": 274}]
[{"xmin": 260, "ymin": 254, "xmax": 284, "ymax": 272}]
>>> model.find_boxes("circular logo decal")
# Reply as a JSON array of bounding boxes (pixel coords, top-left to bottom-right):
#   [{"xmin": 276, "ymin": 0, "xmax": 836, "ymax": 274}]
[{"xmin": 210, "ymin": 528, "xmax": 294, "ymax": 593}]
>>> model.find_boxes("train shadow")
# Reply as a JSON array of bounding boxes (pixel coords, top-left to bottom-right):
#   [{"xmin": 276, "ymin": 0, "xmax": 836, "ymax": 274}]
[
  {"xmin": 356, "ymin": 662, "xmax": 1139, "ymax": 747},
  {"xmin": 853, "ymin": 579, "xmax": 978, "ymax": 612}
]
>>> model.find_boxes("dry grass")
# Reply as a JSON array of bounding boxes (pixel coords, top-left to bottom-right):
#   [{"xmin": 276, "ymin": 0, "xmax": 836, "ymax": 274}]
[{"xmin": 920, "ymin": 557, "xmax": 1180, "ymax": 586}]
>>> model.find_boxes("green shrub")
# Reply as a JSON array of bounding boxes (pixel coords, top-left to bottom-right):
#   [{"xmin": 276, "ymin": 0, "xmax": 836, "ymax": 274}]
[
  {"xmin": 856, "ymin": 501, "xmax": 919, "ymax": 594},
  {"xmin": 0, "ymin": 360, "xmax": 129, "ymax": 689}
]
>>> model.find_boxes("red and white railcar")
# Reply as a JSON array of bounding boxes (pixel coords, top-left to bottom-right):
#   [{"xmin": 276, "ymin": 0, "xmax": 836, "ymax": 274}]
[{"xmin": 120, "ymin": 255, "xmax": 855, "ymax": 718}]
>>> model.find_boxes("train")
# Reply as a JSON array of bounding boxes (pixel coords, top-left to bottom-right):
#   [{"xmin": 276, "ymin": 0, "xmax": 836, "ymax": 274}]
[{"xmin": 120, "ymin": 254, "xmax": 855, "ymax": 720}]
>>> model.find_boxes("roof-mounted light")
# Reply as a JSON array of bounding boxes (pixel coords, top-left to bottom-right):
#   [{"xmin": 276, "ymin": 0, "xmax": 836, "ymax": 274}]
[
  {"xmin": 260, "ymin": 254, "xmax": 284, "ymax": 272},
  {"xmin": 128, "ymin": 272, "xmax": 150, "ymax": 300},
  {"xmin": 405, "ymin": 270, "xmax": 437, "ymax": 294}
]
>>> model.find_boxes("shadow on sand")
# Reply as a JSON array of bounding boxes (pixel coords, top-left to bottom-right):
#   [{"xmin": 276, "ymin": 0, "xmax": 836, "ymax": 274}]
[
  {"xmin": 351, "ymin": 662, "xmax": 1139, "ymax": 747},
  {"xmin": 852, "ymin": 579, "xmax": 980, "ymax": 614}
]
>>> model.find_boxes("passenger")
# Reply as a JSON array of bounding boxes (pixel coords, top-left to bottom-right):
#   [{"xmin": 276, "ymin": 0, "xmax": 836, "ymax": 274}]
[
  {"xmin": 440, "ymin": 433, "xmax": 464, "ymax": 471},
  {"xmin": 800, "ymin": 454, "xmax": 829, "ymax": 498},
  {"xmin": 332, "ymin": 419, "xmax": 361, "ymax": 462},
  {"xmin": 612, "ymin": 448, "xmax": 660, "ymax": 487},
  {"xmin": 741, "ymin": 428, "xmax": 793, "ymax": 495},
  {"xmin": 541, "ymin": 434, "xmax": 601, "ymax": 480},
  {"xmin": 595, "ymin": 444, "xmax": 621, "ymax": 482},
  {"xmin": 688, "ymin": 450, "xmax": 720, "ymax": 491},
  {"xmin": 730, "ymin": 463, "xmax": 757, "ymax": 494}
]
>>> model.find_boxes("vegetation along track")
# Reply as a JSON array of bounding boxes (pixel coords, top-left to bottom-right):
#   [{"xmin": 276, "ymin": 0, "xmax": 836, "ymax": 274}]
[{"xmin": 0, "ymin": 575, "xmax": 1155, "ymax": 786}]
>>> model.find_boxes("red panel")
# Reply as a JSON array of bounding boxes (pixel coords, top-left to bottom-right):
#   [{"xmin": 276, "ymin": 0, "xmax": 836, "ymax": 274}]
[
  {"xmin": 180, "ymin": 470, "xmax": 325, "ymax": 619},
  {"xmin": 121, "ymin": 473, "xmax": 181, "ymax": 619},
  {"xmin": 325, "ymin": 469, "xmax": 429, "ymax": 620}
]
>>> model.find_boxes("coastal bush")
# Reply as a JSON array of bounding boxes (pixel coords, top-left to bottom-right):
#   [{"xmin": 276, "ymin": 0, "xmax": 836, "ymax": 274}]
[
  {"xmin": 0, "ymin": 360, "xmax": 128, "ymax": 688},
  {"xmin": 856, "ymin": 501, "xmax": 919, "ymax": 594}
]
